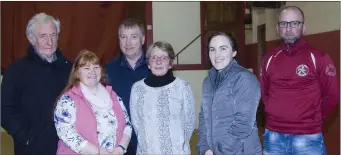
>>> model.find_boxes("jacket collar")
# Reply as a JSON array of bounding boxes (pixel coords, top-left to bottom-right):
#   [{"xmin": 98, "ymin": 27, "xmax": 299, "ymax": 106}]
[
  {"xmin": 27, "ymin": 45, "xmax": 69, "ymax": 67},
  {"xmin": 70, "ymin": 83, "xmax": 113, "ymax": 98},
  {"xmin": 119, "ymin": 51, "xmax": 147, "ymax": 70},
  {"xmin": 209, "ymin": 59, "xmax": 238, "ymax": 87},
  {"xmin": 280, "ymin": 39, "xmax": 308, "ymax": 56}
]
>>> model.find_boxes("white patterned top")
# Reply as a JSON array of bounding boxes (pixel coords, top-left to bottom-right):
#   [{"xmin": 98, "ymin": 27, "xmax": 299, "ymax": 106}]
[
  {"xmin": 54, "ymin": 95, "xmax": 132, "ymax": 153},
  {"xmin": 130, "ymin": 78, "xmax": 196, "ymax": 155}
]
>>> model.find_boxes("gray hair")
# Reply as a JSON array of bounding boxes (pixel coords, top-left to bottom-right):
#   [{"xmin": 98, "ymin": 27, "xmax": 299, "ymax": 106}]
[
  {"xmin": 146, "ymin": 41, "xmax": 175, "ymax": 65},
  {"xmin": 26, "ymin": 12, "xmax": 61, "ymax": 45}
]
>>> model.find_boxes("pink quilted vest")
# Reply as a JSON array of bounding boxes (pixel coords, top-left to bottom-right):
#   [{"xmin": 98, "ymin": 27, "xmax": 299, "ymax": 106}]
[{"xmin": 56, "ymin": 84, "xmax": 125, "ymax": 155}]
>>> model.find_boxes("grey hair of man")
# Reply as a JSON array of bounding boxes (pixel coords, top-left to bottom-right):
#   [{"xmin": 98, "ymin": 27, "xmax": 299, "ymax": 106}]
[{"xmin": 26, "ymin": 12, "xmax": 61, "ymax": 45}]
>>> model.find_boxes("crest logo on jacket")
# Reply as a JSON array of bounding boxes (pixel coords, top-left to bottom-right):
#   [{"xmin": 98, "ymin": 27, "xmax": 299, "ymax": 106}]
[
  {"xmin": 326, "ymin": 64, "xmax": 336, "ymax": 76},
  {"xmin": 296, "ymin": 64, "xmax": 309, "ymax": 77}
]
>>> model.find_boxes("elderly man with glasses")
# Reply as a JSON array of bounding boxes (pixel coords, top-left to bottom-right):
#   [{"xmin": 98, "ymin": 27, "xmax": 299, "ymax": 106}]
[{"xmin": 260, "ymin": 6, "xmax": 339, "ymax": 155}]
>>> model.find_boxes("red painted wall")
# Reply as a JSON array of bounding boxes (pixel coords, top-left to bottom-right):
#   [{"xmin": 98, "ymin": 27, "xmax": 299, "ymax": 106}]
[{"xmin": 245, "ymin": 30, "xmax": 340, "ymax": 155}]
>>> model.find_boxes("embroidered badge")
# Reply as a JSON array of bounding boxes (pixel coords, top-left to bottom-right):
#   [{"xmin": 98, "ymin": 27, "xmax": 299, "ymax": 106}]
[
  {"xmin": 326, "ymin": 64, "xmax": 336, "ymax": 76},
  {"xmin": 296, "ymin": 64, "xmax": 309, "ymax": 77}
]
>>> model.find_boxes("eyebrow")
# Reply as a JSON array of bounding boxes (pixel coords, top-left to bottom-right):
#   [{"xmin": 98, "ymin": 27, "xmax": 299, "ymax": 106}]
[
  {"xmin": 40, "ymin": 32, "xmax": 57, "ymax": 35},
  {"xmin": 278, "ymin": 20, "xmax": 302, "ymax": 22},
  {"xmin": 209, "ymin": 45, "xmax": 229, "ymax": 48},
  {"xmin": 119, "ymin": 33, "xmax": 139, "ymax": 37},
  {"xmin": 151, "ymin": 55, "xmax": 167, "ymax": 57}
]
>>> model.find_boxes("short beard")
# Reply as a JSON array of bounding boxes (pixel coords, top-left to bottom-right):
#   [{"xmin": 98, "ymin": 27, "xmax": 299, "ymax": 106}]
[
  {"xmin": 281, "ymin": 36, "xmax": 301, "ymax": 46},
  {"xmin": 281, "ymin": 30, "xmax": 303, "ymax": 46}
]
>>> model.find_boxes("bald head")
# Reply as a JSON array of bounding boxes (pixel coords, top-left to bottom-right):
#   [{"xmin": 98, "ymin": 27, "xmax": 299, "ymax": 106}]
[
  {"xmin": 278, "ymin": 6, "xmax": 305, "ymax": 22},
  {"xmin": 276, "ymin": 6, "xmax": 306, "ymax": 46}
]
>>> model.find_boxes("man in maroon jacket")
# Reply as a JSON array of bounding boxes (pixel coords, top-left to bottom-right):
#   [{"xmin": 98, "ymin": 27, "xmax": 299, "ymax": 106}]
[{"xmin": 260, "ymin": 6, "xmax": 339, "ymax": 155}]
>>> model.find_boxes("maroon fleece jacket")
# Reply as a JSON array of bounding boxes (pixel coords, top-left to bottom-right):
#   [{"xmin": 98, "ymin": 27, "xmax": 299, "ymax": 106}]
[{"xmin": 260, "ymin": 39, "xmax": 339, "ymax": 134}]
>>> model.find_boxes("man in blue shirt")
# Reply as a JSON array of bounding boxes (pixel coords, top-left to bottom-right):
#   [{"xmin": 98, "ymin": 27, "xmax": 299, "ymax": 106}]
[{"xmin": 105, "ymin": 18, "xmax": 151, "ymax": 155}]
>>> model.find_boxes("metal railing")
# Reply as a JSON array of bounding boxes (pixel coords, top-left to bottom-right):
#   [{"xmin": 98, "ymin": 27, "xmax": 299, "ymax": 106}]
[{"xmin": 174, "ymin": 31, "xmax": 207, "ymax": 65}]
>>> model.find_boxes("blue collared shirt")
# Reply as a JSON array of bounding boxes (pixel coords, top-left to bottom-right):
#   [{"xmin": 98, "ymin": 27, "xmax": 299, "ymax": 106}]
[{"xmin": 120, "ymin": 53, "xmax": 147, "ymax": 70}]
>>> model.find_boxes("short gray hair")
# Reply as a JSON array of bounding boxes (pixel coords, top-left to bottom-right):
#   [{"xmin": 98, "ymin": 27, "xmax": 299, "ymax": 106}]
[
  {"xmin": 26, "ymin": 12, "xmax": 61, "ymax": 45},
  {"xmin": 146, "ymin": 41, "xmax": 175, "ymax": 60}
]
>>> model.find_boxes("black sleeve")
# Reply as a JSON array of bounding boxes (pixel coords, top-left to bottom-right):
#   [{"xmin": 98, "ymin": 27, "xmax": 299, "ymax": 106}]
[{"xmin": 1, "ymin": 64, "xmax": 31, "ymax": 145}]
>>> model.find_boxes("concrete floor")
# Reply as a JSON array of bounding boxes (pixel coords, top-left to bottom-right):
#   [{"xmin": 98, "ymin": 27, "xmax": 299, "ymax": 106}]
[{"xmin": 1, "ymin": 132, "xmax": 14, "ymax": 155}]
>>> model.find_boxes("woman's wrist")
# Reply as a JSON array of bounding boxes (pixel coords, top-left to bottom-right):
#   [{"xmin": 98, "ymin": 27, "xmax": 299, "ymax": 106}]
[
  {"xmin": 97, "ymin": 147, "xmax": 101, "ymax": 155},
  {"xmin": 118, "ymin": 145, "xmax": 127, "ymax": 153}
]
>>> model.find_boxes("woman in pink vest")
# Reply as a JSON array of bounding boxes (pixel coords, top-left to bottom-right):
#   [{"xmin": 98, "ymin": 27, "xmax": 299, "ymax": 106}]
[{"xmin": 54, "ymin": 50, "xmax": 131, "ymax": 155}]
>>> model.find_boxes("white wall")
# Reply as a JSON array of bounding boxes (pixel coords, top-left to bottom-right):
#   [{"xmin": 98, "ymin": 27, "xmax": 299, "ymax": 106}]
[
  {"xmin": 173, "ymin": 70, "xmax": 208, "ymax": 128},
  {"xmin": 246, "ymin": 2, "xmax": 340, "ymax": 45},
  {"xmin": 152, "ymin": 2, "xmax": 202, "ymax": 65}
]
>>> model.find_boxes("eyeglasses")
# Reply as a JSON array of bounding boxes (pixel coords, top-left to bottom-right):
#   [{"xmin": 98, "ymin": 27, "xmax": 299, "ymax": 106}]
[
  {"xmin": 149, "ymin": 55, "xmax": 170, "ymax": 62},
  {"xmin": 278, "ymin": 21, "xmax": 304, "ymax": 28}
]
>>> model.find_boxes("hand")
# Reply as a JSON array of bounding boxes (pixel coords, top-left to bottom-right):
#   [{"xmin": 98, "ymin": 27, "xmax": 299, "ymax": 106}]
[
  {"xmin": 99, "ymin": 148, "xmax": 112, "ymax": 155},
  {"xmin": 205, "ymin": 149, "xmax": 213, "ymax": 155},
  {"xmin": 111, "ymin": 147, "xmax": 125, "ymax": 155}
]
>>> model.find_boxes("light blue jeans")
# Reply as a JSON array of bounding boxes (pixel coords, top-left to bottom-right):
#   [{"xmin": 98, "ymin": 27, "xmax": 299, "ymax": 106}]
[{"xmin": 263, "ymin": 129, "xmax": 326, "ymax": 155}]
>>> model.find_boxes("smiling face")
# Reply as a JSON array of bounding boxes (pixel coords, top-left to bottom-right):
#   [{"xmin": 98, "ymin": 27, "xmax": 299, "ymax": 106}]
[
  {"xmin": 78, "ymin": 63, "xmax": 102, "ymax": 88},
  {"xmin": 119, "ymin": 26, "xmax": 145, "ymax": 59},
  {"xmin": 148, "ymin": 47, "xmax": 172, "ymax": 76},
  {"xmin": 208, "ymin": 35, "xmax": 237, "ymax": 72}
]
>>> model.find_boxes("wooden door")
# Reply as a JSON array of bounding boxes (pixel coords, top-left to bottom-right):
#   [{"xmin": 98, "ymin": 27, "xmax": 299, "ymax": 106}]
[{"xmin": 202, "ymin": 2, "xmax": 246, "ymax": 66}]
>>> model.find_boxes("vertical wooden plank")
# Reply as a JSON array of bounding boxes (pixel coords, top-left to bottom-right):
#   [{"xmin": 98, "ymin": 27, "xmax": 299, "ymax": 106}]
[
  {"xmin": 1, "ymin": 2, "xmax": 15, "ymax": 70},
  {"xmin": 145, "ymin": 2, "xmax": 153, "ymax": 48}
]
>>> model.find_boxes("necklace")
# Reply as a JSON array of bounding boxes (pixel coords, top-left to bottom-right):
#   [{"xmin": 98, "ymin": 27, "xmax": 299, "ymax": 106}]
[
  {"xmin": 92, "ymin": 90, "xmax": 98, "ymax": 96},
  {"xmin": 91, "ymin": 86, "xmax": 99, "ymax": 96}
]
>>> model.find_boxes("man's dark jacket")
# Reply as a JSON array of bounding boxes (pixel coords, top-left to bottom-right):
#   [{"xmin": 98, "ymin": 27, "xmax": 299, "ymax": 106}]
[{"xmin": 1, "ymin": 46, "xmax": 72, "ymax": 155}]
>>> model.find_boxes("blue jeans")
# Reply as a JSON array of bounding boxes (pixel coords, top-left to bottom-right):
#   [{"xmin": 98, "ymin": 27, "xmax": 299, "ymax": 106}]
[{"xmin": 263, "ymin": 129, "xmax": 326, "ymax": 155}]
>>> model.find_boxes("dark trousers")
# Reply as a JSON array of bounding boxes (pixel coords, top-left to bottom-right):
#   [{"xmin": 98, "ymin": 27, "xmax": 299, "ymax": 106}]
[
  {"xmin": 13, "ymin": 136, "xmax": 58, "ymax": 155},
  {"xmin": 13, "ymin": 125, "xmax": 58, "ymax": 155}
]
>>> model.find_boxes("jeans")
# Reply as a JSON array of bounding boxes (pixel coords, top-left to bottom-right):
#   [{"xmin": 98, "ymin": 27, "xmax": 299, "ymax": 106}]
[{"xmin": 263, "ymin": 129, "xmax": 326, "ymax": 155}]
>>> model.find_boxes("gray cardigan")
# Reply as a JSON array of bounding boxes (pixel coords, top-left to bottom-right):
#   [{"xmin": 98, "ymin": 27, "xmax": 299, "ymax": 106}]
[{"xmin": 197, "ymin": 60, "xmax": 262, "ymax": 155}]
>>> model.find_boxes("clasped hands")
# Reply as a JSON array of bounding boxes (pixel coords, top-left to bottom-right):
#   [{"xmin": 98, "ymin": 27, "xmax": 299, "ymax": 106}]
[{"xmin": 98, "ymin": 147, "xmax": 125, "ymax": 155}]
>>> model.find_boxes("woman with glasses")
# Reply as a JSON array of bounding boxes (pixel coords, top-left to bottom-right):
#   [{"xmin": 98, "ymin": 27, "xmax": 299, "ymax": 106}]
[{"xmin": 130, "ymin": 41, "xmax": 196, "ymax": 155}]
